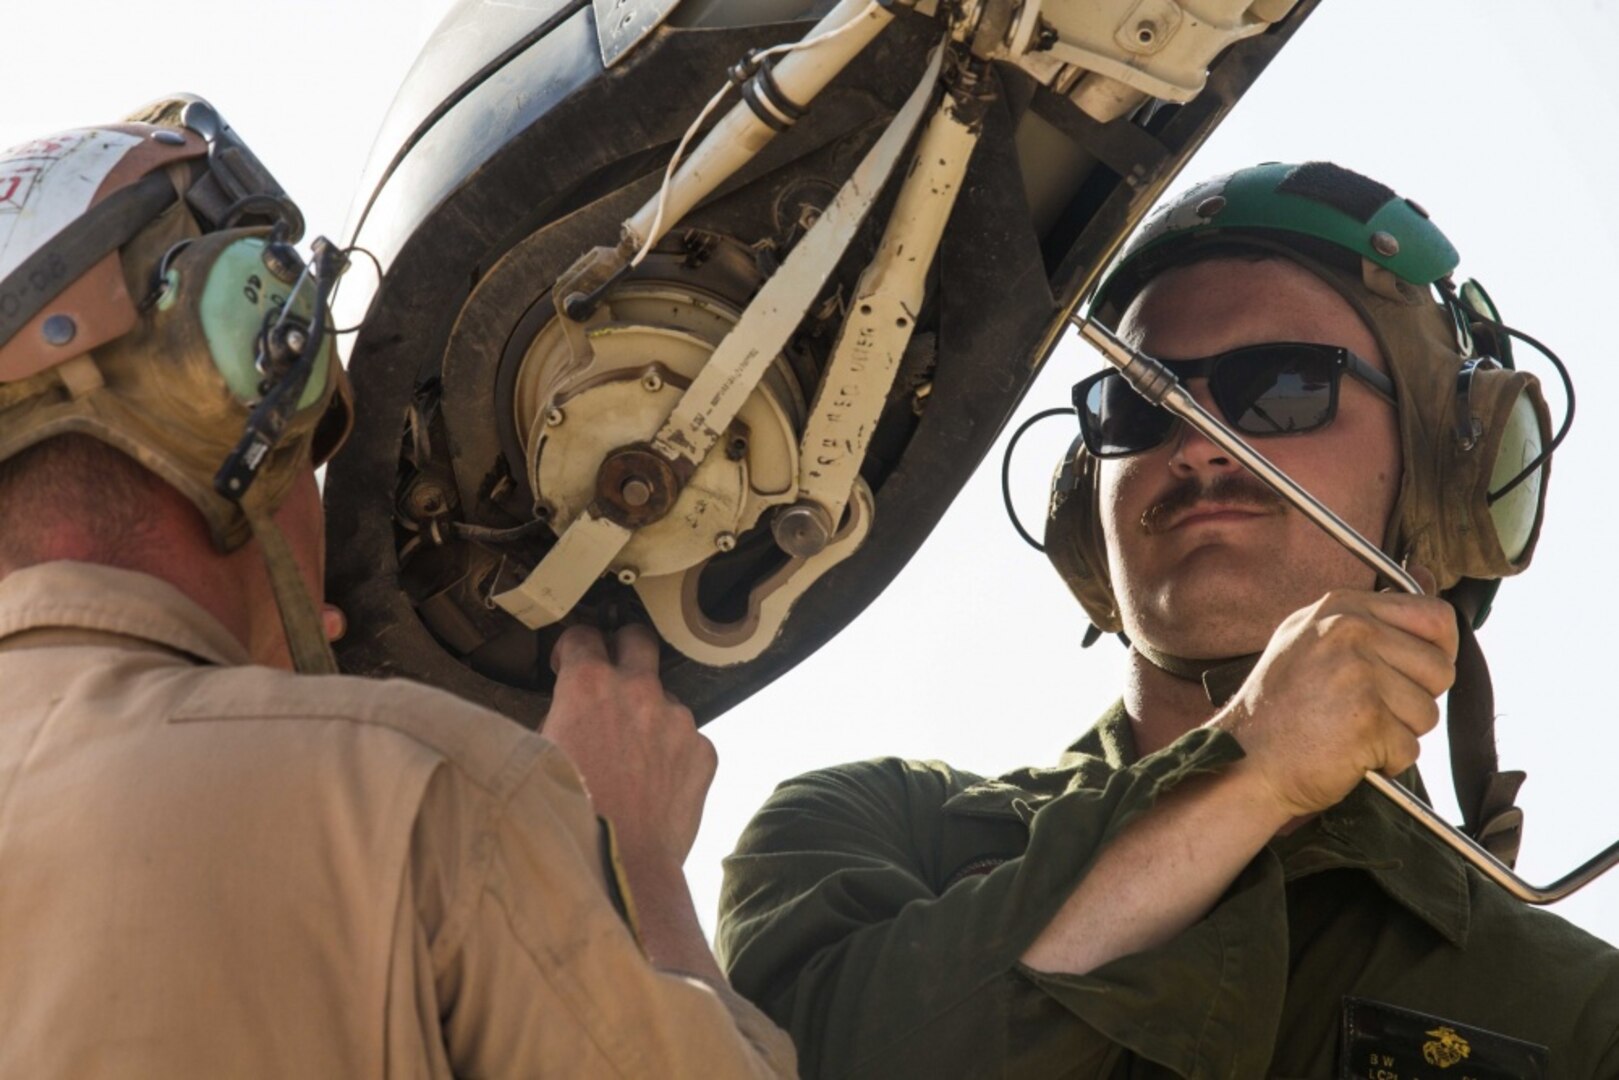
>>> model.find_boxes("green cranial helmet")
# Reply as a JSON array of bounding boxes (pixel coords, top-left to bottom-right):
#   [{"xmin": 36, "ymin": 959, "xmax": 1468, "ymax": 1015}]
[{"xmin": 1047, "ymin": 161, "xmax": 1554, "ymax": 635}]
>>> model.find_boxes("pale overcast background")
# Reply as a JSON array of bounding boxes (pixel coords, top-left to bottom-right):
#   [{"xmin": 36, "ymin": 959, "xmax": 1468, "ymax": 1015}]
[{"xmin": 7, "ymin": 1, "xmax": 1617, "ymax": 945}]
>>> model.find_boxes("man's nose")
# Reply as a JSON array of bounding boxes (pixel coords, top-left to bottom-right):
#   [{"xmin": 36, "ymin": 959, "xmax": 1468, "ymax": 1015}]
[{"xmin": 1165, "ymin": 380, "xmax": 1241, "ymax": 476}]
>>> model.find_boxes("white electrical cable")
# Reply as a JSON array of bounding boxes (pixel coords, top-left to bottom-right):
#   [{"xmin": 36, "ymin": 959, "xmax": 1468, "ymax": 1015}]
[
  {"xmin": 630, "ymin": 0, "xmax": 885, "ymax": 268},
  {"xmin": 633, "ymin": 81, "xmax": 734, "ymax": 268}
]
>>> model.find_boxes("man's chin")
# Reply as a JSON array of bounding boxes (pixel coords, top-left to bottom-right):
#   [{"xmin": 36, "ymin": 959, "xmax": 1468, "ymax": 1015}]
[{"xmin": 1131, "ymin": 586, "xmax": 1283, "ymax": 659}]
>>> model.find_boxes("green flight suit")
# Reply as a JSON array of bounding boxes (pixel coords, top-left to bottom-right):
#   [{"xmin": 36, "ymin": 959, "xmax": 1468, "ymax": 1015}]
[{"xmin": 718, "ymin": 704, "xmax": 1619, "ymax": 1078}]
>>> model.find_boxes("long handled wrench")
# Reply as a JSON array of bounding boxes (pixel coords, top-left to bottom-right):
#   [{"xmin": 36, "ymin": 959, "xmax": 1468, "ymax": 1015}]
[{"xmin": 1078, "ymin": 318, "xmax": 1619, "ymax": 904}]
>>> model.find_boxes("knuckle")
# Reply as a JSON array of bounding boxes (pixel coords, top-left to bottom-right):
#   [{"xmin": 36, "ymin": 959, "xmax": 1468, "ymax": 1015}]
[
  {"xmin": 563, "ymin": 660, "xmax": 612, "ymax": 695},
  {"xmin": 1317, "ymin": 588, "xmax": 1360, "ymax": 614},
  {"xmin": 1317, "ymin": 611, "xmax": 1371, "ymax": 647},
  {"xmin": 1302, "ymin": 593, "xmax": 1337, "ymax": 622}
]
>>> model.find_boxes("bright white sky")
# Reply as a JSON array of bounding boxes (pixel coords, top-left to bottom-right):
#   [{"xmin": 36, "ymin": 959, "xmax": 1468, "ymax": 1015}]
[{"xmin": 7, "ymin": 0, "xmax": 1618, "ymax": 949}]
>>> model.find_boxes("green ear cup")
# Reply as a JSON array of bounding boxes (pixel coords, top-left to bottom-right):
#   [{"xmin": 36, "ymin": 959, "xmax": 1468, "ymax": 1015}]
[{"xmin": 198, "ymin": 236, "xmax": 331, "ymax": 411}]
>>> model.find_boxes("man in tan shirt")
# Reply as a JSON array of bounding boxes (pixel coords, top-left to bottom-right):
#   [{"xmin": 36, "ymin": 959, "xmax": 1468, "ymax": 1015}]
[{"xmin": 0, "ymin": 101, "xmax": 794, "ymax": 1076}]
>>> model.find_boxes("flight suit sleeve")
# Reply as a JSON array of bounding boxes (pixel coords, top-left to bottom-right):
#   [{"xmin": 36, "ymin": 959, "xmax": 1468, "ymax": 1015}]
[
  {"xmin": 423, "ymin": 737, "xmax": 797, "ymax": 1078},
  {"xmin": 717, "ymin": 729, "xmax": 1279, "ymax": 1079}
]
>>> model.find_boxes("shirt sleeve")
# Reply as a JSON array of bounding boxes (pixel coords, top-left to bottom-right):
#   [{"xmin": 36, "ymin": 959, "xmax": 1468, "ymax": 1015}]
[
  {"xmin": 422, "ymin": 738, "xmax": 798, "ymax": 1079},
  {"xmin": 716, "ymin": 728, "xmax": 1270, "ymax": 1079}
]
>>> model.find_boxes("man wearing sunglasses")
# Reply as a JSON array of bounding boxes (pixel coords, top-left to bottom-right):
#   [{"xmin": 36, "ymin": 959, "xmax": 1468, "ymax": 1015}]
[{"xmin": 717, "ymin": 162, "xmax": 1619, "ymax": 1077}]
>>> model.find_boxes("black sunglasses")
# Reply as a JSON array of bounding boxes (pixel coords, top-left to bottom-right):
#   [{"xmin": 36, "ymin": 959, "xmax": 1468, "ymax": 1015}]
[{"xmin": 1072, "ymin": 341, "xmax": 1397, "ymax": 459}]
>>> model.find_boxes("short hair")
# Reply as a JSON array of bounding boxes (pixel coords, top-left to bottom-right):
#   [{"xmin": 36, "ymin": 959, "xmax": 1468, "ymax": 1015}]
[{"xmin": 0, "ymin": 436, "xmax": 168, "ymax": 569}]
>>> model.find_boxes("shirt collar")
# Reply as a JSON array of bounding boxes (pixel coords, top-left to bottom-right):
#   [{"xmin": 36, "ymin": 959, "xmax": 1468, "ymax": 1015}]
[
  {"xmin": 1075, "ymin": 701, "xmax": 1472, "ymax": 945},
  {"xmin": 1276, "ymin": 777, "xmax": 1472, "ymax": 947},
  {"xmin": 0, "ymin": 561, "xmax": 251, "ymax": 668}
]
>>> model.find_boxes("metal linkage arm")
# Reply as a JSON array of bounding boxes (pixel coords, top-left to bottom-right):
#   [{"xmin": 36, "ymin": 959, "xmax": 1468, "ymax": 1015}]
[
  {"xmin": 491, "ymin": 47, "xmax": 945, "ymax": 629},
  {"xmin": 1076, "ymin": 318, "xmax": 1619, "ymax": 904}
]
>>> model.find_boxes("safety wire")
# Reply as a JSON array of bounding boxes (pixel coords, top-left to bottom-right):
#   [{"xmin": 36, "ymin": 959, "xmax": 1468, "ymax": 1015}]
[{"xmin": 631, "ymin": 0, "xmax": 885, "ymax": 268}]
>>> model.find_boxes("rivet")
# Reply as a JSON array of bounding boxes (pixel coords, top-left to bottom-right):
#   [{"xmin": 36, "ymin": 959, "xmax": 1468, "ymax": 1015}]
[
  {"xmin": 41, "ymin": 313, "xmax": 77, "ymax": 346},
  {"xmin": 1135, "ymin": 21, "xmax": 1155, "ymax": 44},
  {"xmin": 151, "ymin": 129, "xmax": 186, "ymax": 146},
  {"xmin": 1195, "ymin": 195, "xmax": 1227, "ymax": 219},
  {"xmin": 616, "ymin": 566, "xmax": 640, "ymax": 585},
  {"xmin": 1371, "ymin": 231, "xmax": 1401, "ymax": 258},
  {"xmin": 284, "ymin": 327, "xmax": 308, "ymax": 354},
  {"xmin": 640, "ymin": 371, "xmax": 664, "ymax": 393},
  {"xmin": 715, "ymin": 532, "xmax": 737, "ymax": 553},
  {"xmin": 545, "ymin": 407, "xmax": 565, "ymax": 427},
  {"xmin": 621, "ymin": 478, "xmax": 653, "ymax": 508}
]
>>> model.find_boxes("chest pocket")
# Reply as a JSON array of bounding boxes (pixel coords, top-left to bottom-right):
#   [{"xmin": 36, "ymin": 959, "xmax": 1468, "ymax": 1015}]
[{"xmin": 1338, "ymin": 998, "xmax": 1549, "ymax": 1080}]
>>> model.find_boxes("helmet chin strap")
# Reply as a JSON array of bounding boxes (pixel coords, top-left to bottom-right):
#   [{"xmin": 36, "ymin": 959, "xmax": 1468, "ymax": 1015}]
[
  {"xmin": 1130, "ymin": 637, "xmax": 1261, "ymax": 709},
  {"xmin": 246, "ymin": 509, "xmax": 338, "ymax": 676}
]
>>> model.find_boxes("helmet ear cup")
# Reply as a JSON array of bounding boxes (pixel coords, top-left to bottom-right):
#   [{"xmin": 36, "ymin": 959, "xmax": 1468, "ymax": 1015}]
[
  {"xmin": 1450, "ymin": 279, "xmax": 1548, "ymax": 566},
  {"xmin": 1412, "ymin": 353, "xmax": 1551, "ymax": 589},
  {"xmin": 1044, "ymin": 435, "xmax": 1123, "ymax": 633},
  {"xmin": 1470, "ymin": 370, "xmax": 1550, "ymax": 567}
]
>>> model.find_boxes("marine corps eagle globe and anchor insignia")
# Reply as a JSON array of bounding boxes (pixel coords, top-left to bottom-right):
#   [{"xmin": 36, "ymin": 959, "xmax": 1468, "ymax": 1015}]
[{"xmin": 1339, "ymin": 998, "xmax": 1549, "ymax": 1079}]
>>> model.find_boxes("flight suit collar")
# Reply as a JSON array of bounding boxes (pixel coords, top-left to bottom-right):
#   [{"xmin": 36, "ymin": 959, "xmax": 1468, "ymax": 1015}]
[
  {"xmin": 942, "ymin": 700, "xmax": 1472, "ymax": 947},
  {"xmin": 0, "ymin": 560, "xmax": 251, "ymax": 668},
  {"xmin": 939, "ymin": 701, "xmax": 1139, "ymax": 823},
  {"xmin": 1274, "ymin": 778, "xmax": 1472, "ymax": 947}
]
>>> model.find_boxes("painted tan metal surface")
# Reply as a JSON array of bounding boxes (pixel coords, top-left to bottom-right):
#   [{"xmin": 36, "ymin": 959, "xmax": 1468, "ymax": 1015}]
[
  {"xmin": 492, "ymin": 48, "xmax": 942, "ymax": 631},
  {"xmin": 993, "ymin": 0, "xmax": 1298, "ymax": 121},
  {"xmin": 794, "ymin": 87, "xmax": 981, "ymax": 540},
  {"xmin": 636, "ymin": 478, "xmax": 874, "ymax": 664},
  {"xmin": 622, "ymin": 0, "xmax": 897, "ymax": 254}
]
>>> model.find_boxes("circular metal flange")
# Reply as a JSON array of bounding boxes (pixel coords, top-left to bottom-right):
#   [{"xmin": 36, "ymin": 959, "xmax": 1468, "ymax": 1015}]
[{"xmin": 596, "ymin": 444, "xmax": 682, "ymax": 527}]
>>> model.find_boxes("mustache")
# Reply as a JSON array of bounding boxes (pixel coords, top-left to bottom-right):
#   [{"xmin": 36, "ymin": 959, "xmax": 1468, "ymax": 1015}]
[{"xmin": 1140, "ymin": 473, "xmax": 1288, "ymax": 535}]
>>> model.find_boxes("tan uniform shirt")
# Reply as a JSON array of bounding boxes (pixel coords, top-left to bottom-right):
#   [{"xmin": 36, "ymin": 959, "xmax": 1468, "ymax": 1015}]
[{"xmin": 0, "ymin": 561, "xmax": 795, "ymax": 1079}]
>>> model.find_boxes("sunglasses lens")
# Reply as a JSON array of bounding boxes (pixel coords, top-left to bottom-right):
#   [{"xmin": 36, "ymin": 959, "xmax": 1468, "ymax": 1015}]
[
  {"xmin": 1211, "ymin": 346, "xmax": 1337, "ymax": 435},
  {"xmin": 1074, "ymin": 344, "xmax": 1356, "ymax": 458},
  {"xmin": 1079, "ymin": 374, "xmax": 1176, "ymax": 456}
]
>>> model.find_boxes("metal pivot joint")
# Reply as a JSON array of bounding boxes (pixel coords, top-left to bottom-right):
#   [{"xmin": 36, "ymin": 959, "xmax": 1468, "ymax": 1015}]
[{"xmin": 1077, "ymin": 317, "xmax": 1619, "ymax": 904}]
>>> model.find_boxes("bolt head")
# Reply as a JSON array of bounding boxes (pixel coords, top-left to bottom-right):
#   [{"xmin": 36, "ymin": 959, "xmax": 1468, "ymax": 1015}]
[
  {"xmin": 284, "ymin": 327, "xmax": 308, "ymax": 353},
  {"xmin": 545, "ymin": 407, "xmax": 565, "ymax": 427},
  {"xmin": 151, "ymin": 129, "xmax": 187, "ymax": 146},
  {"xmin": 40, "ymin": 313, "xmax": 76, "ymax": 347},
  {"xmin": 641, "ymin": 371, "xmax": 664, "ymax": 393},
  {"xmin": 562, "ymin": 292, "xmax": 595, "ymax": 321},
  {"xmin": 408, "ymin": 482, "xmax": 448, "ymax": 518},
  {"xmin": 715, "ymin": 532, "xmax": 738, "ymax": 553},
  {"xmin": 1195, "ymin": 195, "xmax": 1227, "ymax": 219},
  {"xmin": 772, "ymin": 503, "xmax": 832, "ymax": 558},
  {"xmin": 621, "ymin": 478, "xmax": 653, "ymax": 508},
  {"xmin": 1371, "ymin": 230, "xmax": 1401, "ymax": 258},
  {"xmin": 616, "ymin": 567, "xmax": 639, "ymax": 585}
]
